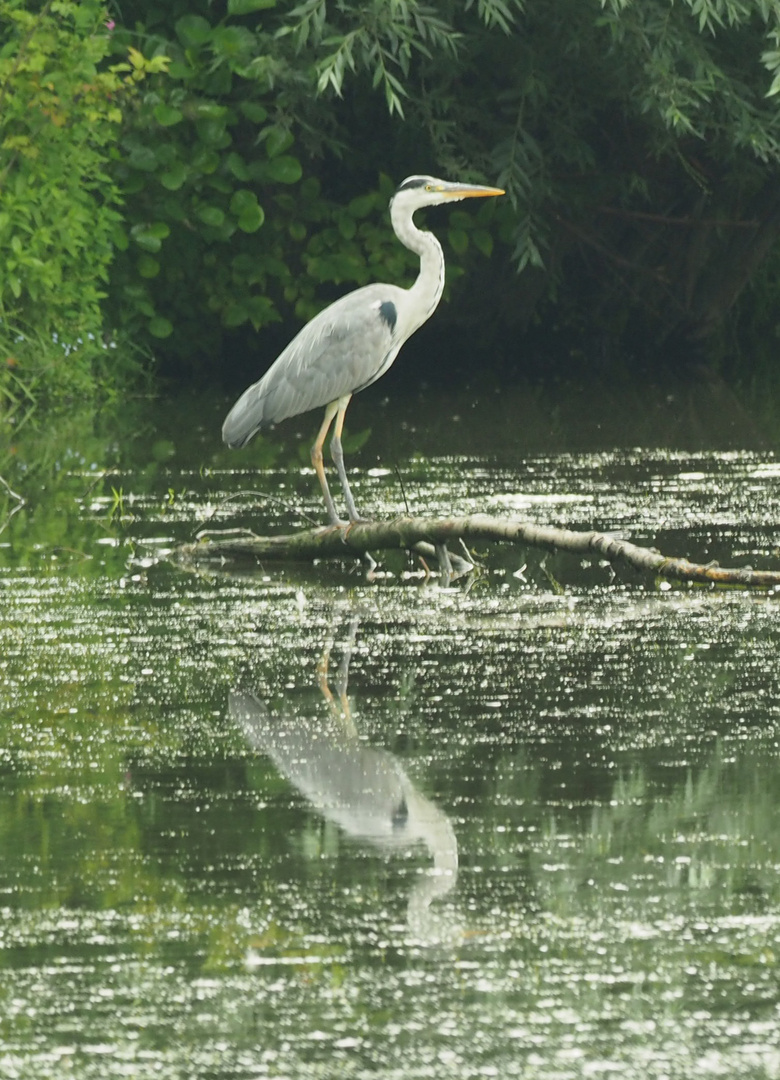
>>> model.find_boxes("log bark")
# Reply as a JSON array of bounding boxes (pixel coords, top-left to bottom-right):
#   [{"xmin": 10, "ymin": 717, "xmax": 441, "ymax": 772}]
[{"xmin": 176, "ymin": 514, "xmax": 780, "ymax": 589}]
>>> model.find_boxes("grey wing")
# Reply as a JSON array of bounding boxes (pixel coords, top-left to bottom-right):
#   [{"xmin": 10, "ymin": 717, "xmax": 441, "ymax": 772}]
[{"xmin": 222, "ymin": 286, "xmax": 400, "ymax": 449}]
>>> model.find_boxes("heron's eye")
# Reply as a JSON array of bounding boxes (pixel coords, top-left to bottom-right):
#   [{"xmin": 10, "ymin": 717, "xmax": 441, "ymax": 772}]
[{"xmin": 425, "ymin": 183, "xmax": 434, "ymax": 191}]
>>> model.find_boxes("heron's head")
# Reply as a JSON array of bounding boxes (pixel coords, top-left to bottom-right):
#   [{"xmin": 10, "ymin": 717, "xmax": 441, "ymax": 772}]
[{"xmin": 391, "ymin": 175, "xmax": 504, "ymax": 212}]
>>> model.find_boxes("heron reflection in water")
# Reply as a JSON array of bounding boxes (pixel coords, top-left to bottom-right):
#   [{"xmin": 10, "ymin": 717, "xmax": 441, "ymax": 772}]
[{"xmin": 229, "ymin": 617, "xmax": 457, "ymax": 937}]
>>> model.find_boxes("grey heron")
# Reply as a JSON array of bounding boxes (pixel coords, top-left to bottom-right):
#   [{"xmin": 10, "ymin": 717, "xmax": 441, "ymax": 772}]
[{"xmin": 222, "ymin": 174, "xmax": 504, "ymax": 524}]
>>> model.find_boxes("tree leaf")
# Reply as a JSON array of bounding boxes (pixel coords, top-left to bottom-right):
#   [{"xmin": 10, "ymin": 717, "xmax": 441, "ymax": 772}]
[
  {"xmin": 175, "ymin": 15, "xmax": 212, "ymax": 47},
  {"xmin": 228, "ymin": 0, "xmax": 276, "ymax": 12},
  {"xmin": 137, "ymin": 254, "xmax": 160, "ymax": 278},
  {"xmin": 128, "ymin": 145, "xmax": 158, "ymax": 172},
  {"xmin": 226, "ymin": 152, "xmax": 250, "ymax": 180},
  {"xmin": 238, "ymin": 205, "xmax": 265, "ymax": 233},
  {"xmin": 212, "ymin": 26, "xmax": 256, "ymax": 60},
  {"xmin": 231, "ymin": 190, "xmax": 266, "ymax": 231},
  {"xmin": 160, "ymin": 162, "xmax": 188, "ymax": 190},
  {"xmin": 265, "ymin": 155, "xmax": 302, "ymax": 183},
  {"xmin": 148, "ymin": 315, "xmax": 174, "ymax": 338},
  {"xmin": 153, "ymin": 104, "xmax": 184, "ymax": 127},
  {"xmin": 190, "ymin": 147, "xmax": 220, "ymax": 174},
  {"xmin": 448, "ymin": 228, "xmax": 469, "ymax": 255},
  {"xmin": 265, "ymin": 126, "xmax": 294, "ymax": 158},
  {"xmin": 223, "ymin": 303, "xmax": 249, "ymax": 326},
  {"xmin": 130, "ymin": 225, "xmax": 162, "ymax": 253},
  {"xmin": 112, "ymin": 225, "xmax": 129, "ymax": 252},
  {"xmin": 196, "ymin": 118, "xmax": 229, "ymax": 146},
  {"xmin": 230, "ymin": 189, "xmax": 259, "ymax": 217},
  {"xmin": 239, "ymin": 101, "xmax": 269, "ymax": 123},
  {"xmin": 472, "ymin": 229, "xmax": 494, "ymax": 257},
  {"xmin": 349, "ymin": 194, "xmax": 376, "ymax": 218},
  {"xmin": 337, "ymin": 215, "xmax": 357, "ymax": 240},
  {"xmin": 197, "ymin": 205, "xmax": 226, "ymax": 227}
]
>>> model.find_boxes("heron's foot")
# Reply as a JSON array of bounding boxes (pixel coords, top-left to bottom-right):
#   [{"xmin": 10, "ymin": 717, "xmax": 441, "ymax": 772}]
[
  {"xmin": 347, "ymin": 512, "xmax": 372, "ymax": 525},
  {"xmin": 323, "ymin": 515, "xmax": 371, "ymax": 530},
  {"xmin": 411, "ymin": 540, "xmax": 475, "ymax": 580}
]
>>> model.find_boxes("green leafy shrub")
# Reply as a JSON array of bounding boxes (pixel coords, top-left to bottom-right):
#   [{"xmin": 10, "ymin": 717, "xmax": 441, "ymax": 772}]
[
  {"xmin": 10, "ymin": 0, "xmax": 780, "ymax": 398},
  {"xmin": 105, "ymin": 7, "xmax": 308, "ymax": 366},
  {"xmin": 0, "ymin": 0, "xmax": 166, "ymax": 401},
  {"xmin": 276, "ymin": 0, "xmax": 780, "ymax": 370},
  {"xmin": 104, "ymin": 4, "xmax": 511, "ymax": 377}
]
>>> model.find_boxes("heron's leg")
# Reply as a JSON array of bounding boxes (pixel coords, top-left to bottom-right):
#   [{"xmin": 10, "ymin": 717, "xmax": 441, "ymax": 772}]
[
  {"xmin": 311, "ymin": 401, "xmax": 342, "ymax": 525},
  {"xmin": 316, "ymin": 615, "xmax": 358, "ymax": 737},
  {"xmin": 333, "ymin": 616, "xmax": 360, "ymax": 727},
  {"xmin": 330, "ymin": 394, "xmax": 368, "ymax": 523}
]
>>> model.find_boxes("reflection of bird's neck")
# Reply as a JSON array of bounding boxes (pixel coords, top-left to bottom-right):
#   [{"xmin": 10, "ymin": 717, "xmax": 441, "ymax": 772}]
[
  {"xmin": 406, "ymin": 794, "xmax": 459, "ymax": 939},
  {"xmin": 391, "ymin": 199, "xmax": 446, "ymax": 334}
]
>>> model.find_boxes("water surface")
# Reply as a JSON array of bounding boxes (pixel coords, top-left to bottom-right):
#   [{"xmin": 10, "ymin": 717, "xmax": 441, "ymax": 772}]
[{"xmin": 1, "ymin": 381, "xmax": 780, "ymax": 1078}]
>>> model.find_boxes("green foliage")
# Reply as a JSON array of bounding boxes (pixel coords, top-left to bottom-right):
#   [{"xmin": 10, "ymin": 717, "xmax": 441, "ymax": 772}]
[
  {"xmin": 0, "ymin": 0, "xmax": 166, "ymax": 400},
  {"xmin": 105, "ymin": 5, "xmax": 308, "ymax": 356},
  {"xmin": 104, "ymin": 2, "xmax": 517, "ymax": 372},
  {"xmin": 264, "ymin": 0, "xmax": 780, "ymax": 366},
  {"xmin": 0, "ymin": 321, "xmax": 149, "ymax": 424},
  {"xmin": 278, "ymin": 0, "xmax": 461, "ymax": 116},
  {"xmin": 7, "ymin": 0, "xmax": 780, "ymax": 391}
]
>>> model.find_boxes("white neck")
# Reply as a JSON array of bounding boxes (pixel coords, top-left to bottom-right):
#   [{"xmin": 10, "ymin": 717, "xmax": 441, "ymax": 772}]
[{"xmin": 391, "ymin": 198, "xmax": 446, "ymax": 335}]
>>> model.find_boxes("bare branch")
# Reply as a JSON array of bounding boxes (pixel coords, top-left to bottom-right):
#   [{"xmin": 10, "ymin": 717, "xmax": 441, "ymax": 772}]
[{"xmin": 176, "ymin": 514, "xmax": 780, "ymax": 589}]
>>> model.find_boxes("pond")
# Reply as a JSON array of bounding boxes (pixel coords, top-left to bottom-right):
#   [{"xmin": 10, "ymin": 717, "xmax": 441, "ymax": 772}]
[{"xmin": 1, "ymin": 379, "xmax": 780, "ymax": 1078}]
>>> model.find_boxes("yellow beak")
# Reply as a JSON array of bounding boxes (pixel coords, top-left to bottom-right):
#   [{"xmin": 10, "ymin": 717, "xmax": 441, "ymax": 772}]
[{"xmin": 440, "ymin": 182, "xmax": 505, "ymax": 199}]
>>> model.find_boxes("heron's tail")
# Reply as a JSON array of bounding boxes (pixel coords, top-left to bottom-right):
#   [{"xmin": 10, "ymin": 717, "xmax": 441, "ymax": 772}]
[{"xmin": 222, "ymin": 382, "xmax": 265, "ymax": 448}]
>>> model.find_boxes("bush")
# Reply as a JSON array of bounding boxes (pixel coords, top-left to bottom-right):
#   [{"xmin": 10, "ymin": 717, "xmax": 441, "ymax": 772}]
[{"xmin": 0, "ymin": 0, "xmax": 164, "ymax": 401}]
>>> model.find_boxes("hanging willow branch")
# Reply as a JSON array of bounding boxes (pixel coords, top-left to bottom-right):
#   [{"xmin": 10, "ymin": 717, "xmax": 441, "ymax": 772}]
[{"xmin": 175, "ymin": 513, "xmax": 780, "ymax": 589}]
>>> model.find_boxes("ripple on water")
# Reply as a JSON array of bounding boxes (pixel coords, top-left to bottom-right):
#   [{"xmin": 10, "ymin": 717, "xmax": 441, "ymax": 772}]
[{"xmin": 1, "ymin": 430, "xmax": 780, "ymax": 1077}]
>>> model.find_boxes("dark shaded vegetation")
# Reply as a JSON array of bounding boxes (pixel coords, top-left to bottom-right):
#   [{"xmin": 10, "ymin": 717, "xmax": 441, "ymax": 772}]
[{"xmin": 4, "ymin": 0, "xmax": 780, "ymax": 409}]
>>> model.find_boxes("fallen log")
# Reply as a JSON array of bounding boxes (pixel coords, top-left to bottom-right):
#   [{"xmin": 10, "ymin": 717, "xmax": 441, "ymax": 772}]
[{"xmin": 175, "ymin": 513, "xmax": 780, "ymax": 589}]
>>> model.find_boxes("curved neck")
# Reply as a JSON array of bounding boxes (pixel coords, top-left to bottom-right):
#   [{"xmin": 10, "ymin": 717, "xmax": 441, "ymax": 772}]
[{"xmin": 391, "ymin": 199, "xmax": 446, "ymax": 334}]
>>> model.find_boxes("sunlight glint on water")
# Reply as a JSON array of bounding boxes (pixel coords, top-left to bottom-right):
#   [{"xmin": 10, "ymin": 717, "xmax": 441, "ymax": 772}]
[{"xmin": 1, "ymin": 391, "xmax": 779, "ymax": 1078}]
